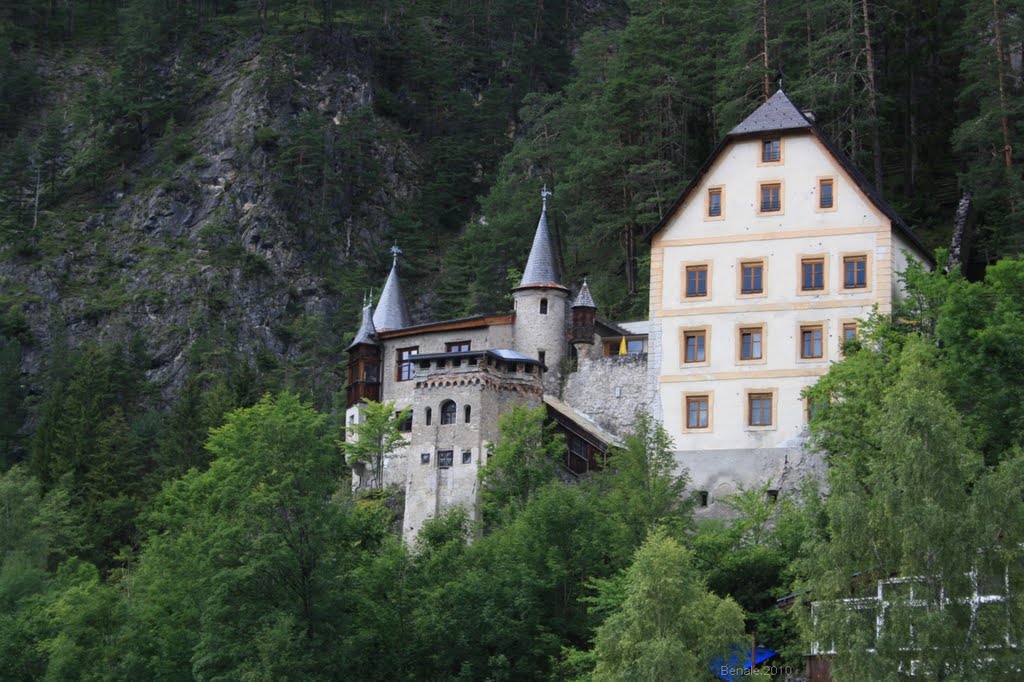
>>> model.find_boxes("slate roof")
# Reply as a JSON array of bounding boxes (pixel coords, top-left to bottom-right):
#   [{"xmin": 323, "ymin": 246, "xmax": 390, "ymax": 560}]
[
  {"xmin": 411, "ymin": 348, "xmax": 546, "ymax": 370},
  {"xmin": 572, "ymin": 278, "xmax": 597, "ymax": 309},
  {"xmin": 372, "ymin": 256, "xmax": 411, "ymax": 331},
  {"xmin": 519, "ymin": 206, "xmax": 563, "ymax": 288},
  {"xmin": 646, "ymin": 90, "xmax": 934, "ymax": 264},
  {"xmin": 728, "ymin": 89, "xmax": 812, "ymax": 136},
  {"xmin": 345, "ymin": 302, "xmax": 378, "ymax": 350},
  {"xmin": 543, "ymin": 395, "xmax": 622, "ymax": 448}
]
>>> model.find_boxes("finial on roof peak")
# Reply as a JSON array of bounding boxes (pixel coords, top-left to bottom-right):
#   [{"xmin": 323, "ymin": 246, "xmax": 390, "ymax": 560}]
[
  {"xmin": 573, "ymin": 276, "xmax": 597, "ymax": 309},
  {"xmin": 541, "ymin": 183, "xmax": 552, "ymax": 212},
  {"xmin": 373, "ymin": 246, "xmax": 411, "ymax": 331}
]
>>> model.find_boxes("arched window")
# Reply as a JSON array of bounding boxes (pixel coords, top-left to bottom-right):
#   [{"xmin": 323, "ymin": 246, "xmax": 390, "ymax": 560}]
[
  {"xmin": 440, "ymin": 400, "xmax": 457, "ymax": 425},
  {"xmin": 425, "ymin": 407, "xmax": 432, "ymax": 426},
  {"xmin": 464, "ymin": 405, "xmax": 471, "ymax": 423},
  {"xmin": 539, "ymin": 298, "xmax": 548, "ymax": 314}
]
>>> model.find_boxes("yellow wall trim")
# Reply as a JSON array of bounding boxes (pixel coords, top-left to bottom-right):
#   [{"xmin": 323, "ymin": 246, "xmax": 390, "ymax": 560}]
[
  {"xmin": 658, "ymin": 224, "xmax": 889, "ymax": 248},
  {"xmin": 659, "ymin": 367, "xmax": 829, "ymax": 384},
  {"xmin": 660, "ymin": 296, "xmax": 881, "ymax": 318}
]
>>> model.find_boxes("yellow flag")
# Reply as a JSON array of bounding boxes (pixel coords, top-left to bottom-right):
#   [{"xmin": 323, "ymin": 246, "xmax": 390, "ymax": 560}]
[{"xmin": 618, "ymin": 336, "xmax": 627, "ymax": 355}]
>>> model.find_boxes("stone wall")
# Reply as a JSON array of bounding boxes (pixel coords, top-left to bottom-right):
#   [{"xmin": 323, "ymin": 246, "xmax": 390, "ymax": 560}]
[
  {"xmin": 561, "ymin": 353, "xmax": 650, "ymax": 437},
  {"xmin": 682, "ymin": 436, "xmax": 827, "ymax": 517},
  {"xmin": 400, "ymin": 356, "xmax": 543, "ymax": 541}
]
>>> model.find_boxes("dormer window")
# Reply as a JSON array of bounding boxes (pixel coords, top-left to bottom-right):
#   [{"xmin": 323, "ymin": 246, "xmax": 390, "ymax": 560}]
[
  {"xmin": 539, "ymin": 298, "xmax": 548, "ymax": 314},
  {"xmin": 762, "ymin": 138, "xmax": 781, "ymax": 163}
]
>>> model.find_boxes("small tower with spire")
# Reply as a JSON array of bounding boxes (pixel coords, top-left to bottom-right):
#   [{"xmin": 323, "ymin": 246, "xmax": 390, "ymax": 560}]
[
  {"xmin": 345, "ymin": 294, "xmax": 382, "ymax": 408},
  {"xmin": 512, "ymin": 185, "xmax": 570, "ymax": 394},
  {"xmin": 570, "ymin": 277, "xmax": 597, "ymax": 352},
  {"xmin": 373, "ymin": 244, "xmax": 411, "ymax": 332}
]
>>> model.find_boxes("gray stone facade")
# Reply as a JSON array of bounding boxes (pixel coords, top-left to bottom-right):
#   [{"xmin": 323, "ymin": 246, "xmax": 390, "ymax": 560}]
[
  {"xmin": 400, "ymin": 352, "xmax": 544, "ymax": 539},
  {"xmin": 561, "ymin": 353, "xmax": 649, "ymax": 436}
]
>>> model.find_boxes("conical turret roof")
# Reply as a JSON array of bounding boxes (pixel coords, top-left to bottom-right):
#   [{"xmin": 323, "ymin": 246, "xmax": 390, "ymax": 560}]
[
  {"xmin": 518, "ymin": 186, "xmax": 564, "ymax": 289},
  {"xmin": 346, "ymin": 300, "xmax": 378, "ymax": 350},
  {"xmin": 372, "ymin": 247, "xmax": 411, "ymax": 331},
  {"xmin": 572, "ymin": 277, "xmax": 596, "ymax": 309}
]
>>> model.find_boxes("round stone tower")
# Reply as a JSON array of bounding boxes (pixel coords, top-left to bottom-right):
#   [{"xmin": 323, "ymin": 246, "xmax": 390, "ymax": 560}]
[{"xmin": 512, "ymin": 186, "xmax": 569, "ymax": 394}]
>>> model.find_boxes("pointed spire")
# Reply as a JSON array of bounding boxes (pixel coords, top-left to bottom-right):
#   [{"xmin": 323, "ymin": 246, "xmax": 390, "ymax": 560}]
[
  {"xmin": 572, "ymin": 277, "xmax": 596, "ymax": 309},
  {"xmin": 372, "ymin": 245, "xmax": 411, "ymax": 331},
  {"xmin": 346, "ymin": 300, "xmax": 378, "ymax": 350},
  {"xmin": 518, "ymin": 185, "xmax": 563, "ymax": 289},
  {"xmin": 728, "ymin": 89, "xmax": 812, "ymax": 137}
]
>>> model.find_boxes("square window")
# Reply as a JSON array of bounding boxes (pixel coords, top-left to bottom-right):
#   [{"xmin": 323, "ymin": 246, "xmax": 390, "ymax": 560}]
[
  {"xmin": 749, "ymin": 393, "xmax": 773, "ymax": 426},
  {"xmin": 843, "ymin": 255, "xmax": 867, "ymax": 289},
  {"xmin": 801, "ymin": 258, "xmax": 825, "ymax": 291},
  {"xmin": 740, "ymin": 262, "xmax": 763, "ymax": 294},
  {"xmin": 438, "ymin": 450, "xmax": 453, "ymax": 468},
  {"xmin": 683, "ymin": 330, "xmax": 706, "ymax": 363},
  {"xmin": 420, "ymin": 452, "xmax": 430, "ymax": 465},
  {"xmin": 760, "ymin": 183, "xmax": 781, "ymax": 212},
  {"xmin": 396, "ymin": 410, "xmax": 412, "ymax": 432},
  {"xmin": 686, "ymin": 395, "xmax": 709, "ymax": 429},
  {"xmin": 397, "ymin": 346, "xmax": 418, "ymax": 382},
  {"xmin": 819, "ymin": 178, "xmax": 834, "ymax": 209},
  {"xmin": 708, "ymin": 188, "xmax": 723, "ymax": 217},
  {"xmin": 462, "ymin": 450, "xmax": 472, "ymax": 464},
  {"xmin": 685, "ymin": 265, "xmax": 708, "ymax": 298},
  {"xmin": 801, "ymin": 325, "xmax": 824, "ymax": 359},
  {"xmin": 843, "ymin": 322, "xmax": 858, "ymax": 341},
  {"xmin": 446, "ymin": 340, "xmax": 471, "ymax": 352},
  {"xmin": 740, "ymin": 327, "xmax": 763, "ymax": 361},
  {"xmin": 762, "ymin": 139, "xmax": 781, "ymax": 162}
]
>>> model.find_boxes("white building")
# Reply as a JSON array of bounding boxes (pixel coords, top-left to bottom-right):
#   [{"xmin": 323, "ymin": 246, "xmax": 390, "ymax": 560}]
[{"xmin": 645, "ymin": 90, "xmax": 932, "ymax": 509}]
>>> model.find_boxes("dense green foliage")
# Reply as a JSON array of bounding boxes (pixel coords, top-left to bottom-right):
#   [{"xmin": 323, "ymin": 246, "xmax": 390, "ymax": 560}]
[
  {"xmin": 798, "ymin": 257, "xmax": 1024, "ymax": 679},
  {"xmin": 4, "ymin": 260, "xmax": 1024, "ymax": 678}
]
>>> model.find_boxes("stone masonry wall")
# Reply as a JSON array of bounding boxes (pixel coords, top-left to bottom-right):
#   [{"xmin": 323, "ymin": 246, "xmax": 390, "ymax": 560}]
[{"xmin": 561, "ymin": 353, "xmax": 650, "ymax": 437}]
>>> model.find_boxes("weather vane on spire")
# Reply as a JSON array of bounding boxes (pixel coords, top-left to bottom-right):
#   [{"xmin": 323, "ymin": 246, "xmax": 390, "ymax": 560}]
[
  {"xmin": 541, "ymin": 184, "xmax": 552, "ymax": 211},
  {"xmin": 390, "ymin": 243, "xmax": 402, "ymax": 264}
]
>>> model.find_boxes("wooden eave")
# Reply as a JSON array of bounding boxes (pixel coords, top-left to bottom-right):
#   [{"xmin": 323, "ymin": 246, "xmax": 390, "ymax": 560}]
[{"xmin": 377, "ymin": 314, "xmax": 515, "ymax": 340}]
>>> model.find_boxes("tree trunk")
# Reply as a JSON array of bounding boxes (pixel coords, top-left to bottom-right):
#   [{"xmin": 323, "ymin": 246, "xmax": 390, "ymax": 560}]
[
  {"xmin": 760, "ymin": 0, "xmax": 770, "ymax": 100},
  {"xmin": 992, "ymin": 0, "xmax": 1013, "ymax": 168},
  {"xmin": 861, "ymin": 0, "xmax": 883, "ymax": 191},
  {"xmin": 32, "ymin": 169, "xmax": 40, "ymax": 234}
]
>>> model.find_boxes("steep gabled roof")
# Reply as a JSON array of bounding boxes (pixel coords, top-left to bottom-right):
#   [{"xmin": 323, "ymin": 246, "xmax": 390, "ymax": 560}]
[
  {"xmin": 372, "ymin": 251, "xmax": 411, "ymax": 331},
  {"xmin": 646, "ymin": 91, "xmax": 933, "ymax": 264},
  {"xmin": 728, "ymin": 89, "xmax": 813, "ymax": 136}
]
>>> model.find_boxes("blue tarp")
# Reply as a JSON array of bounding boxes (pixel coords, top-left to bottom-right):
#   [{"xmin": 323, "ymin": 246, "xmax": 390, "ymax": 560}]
[{"xmin": 709, "ymin": 645, "xmax": 778, "ymax": 681}]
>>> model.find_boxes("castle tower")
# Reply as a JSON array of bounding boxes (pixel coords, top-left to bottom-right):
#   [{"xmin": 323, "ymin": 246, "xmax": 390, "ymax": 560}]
[
  {"xmin": 570, "ymin": 277, "xmax": 597, "ymax": 355},
  {"xmin": 344, "ymin": 299, "xmax": 382, "ymax": 409},
  {"xmin": 512, "ymin": 186, "xmax": 569, "ymax": 394},
  {"xmin": 373, "ymin": 245, "xmax": 411, "ymax": 332}
]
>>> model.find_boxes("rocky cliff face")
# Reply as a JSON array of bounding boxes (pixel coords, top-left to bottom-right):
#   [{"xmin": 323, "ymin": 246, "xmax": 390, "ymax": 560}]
[{"xmin": 5, "ymin": 30, "xmax": 418, "ymax": 403}]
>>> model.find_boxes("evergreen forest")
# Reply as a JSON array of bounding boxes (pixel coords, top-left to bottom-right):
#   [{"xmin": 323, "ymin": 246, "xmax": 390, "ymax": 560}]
[{"xmin": 2, "ymin": 0, "xmax": 1024, "ymax": 679}]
